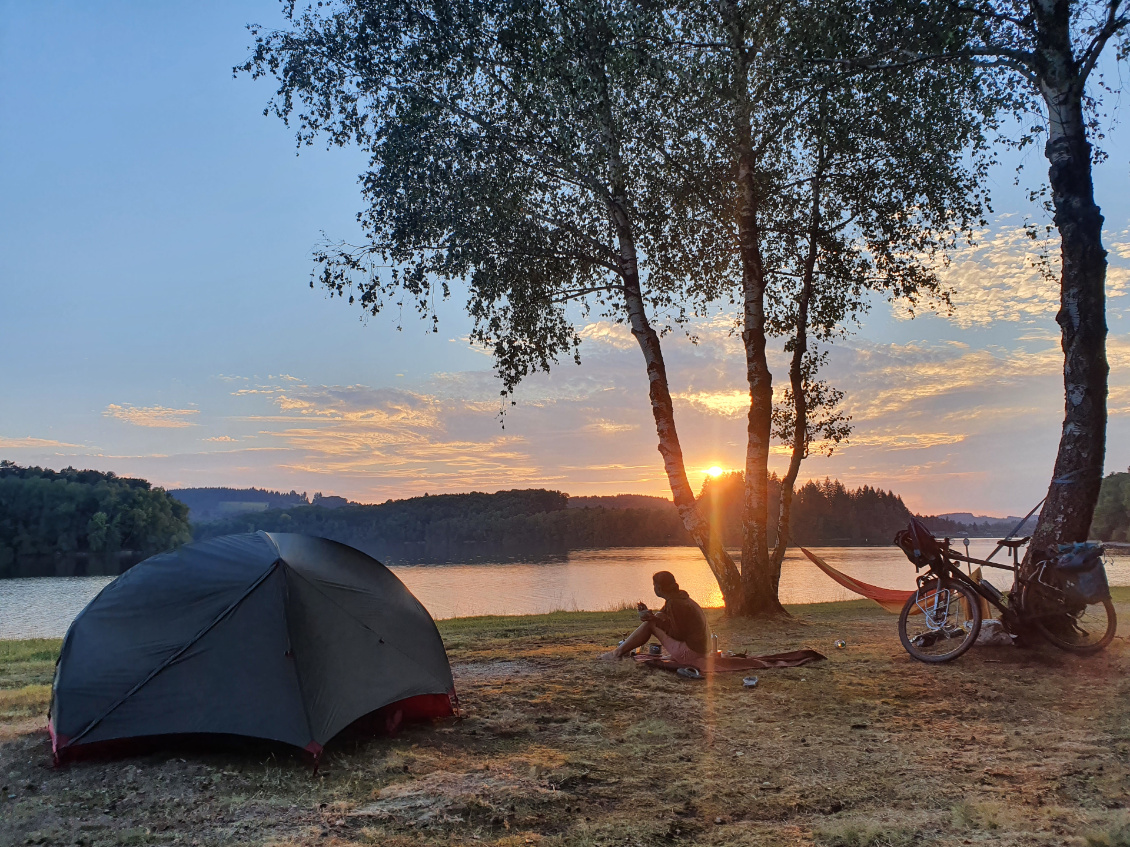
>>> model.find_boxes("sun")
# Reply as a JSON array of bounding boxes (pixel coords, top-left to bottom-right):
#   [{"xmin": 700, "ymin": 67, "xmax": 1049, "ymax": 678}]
[{"xmin": 707, "ymin": 466, "xmax": 724, "ymax": 478}]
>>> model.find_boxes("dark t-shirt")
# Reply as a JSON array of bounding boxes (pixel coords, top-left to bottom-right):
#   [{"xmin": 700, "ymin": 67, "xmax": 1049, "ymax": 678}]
[{"xmin": 654, "ymin": 591, "xmax": 710, "ymax": 655}]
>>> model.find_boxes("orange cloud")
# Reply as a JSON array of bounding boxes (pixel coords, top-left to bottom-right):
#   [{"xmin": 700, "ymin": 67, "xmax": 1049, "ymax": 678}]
[
  {"xmin": 0, "ymin": 435, "xmax": 83, "ymax": 449},
  {"xmin": 909, "ymin": 220, "xmax": 1130, "ymax": 328},
  {"xmin": 103, "ymin": 404, "xmax": 199, "ymax": 428}
]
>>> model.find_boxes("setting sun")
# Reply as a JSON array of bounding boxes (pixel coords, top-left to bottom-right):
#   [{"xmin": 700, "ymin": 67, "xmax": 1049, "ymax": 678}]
[{"xmin": 707, "ymin": 466, "xmax": 724, "ymax": 478}]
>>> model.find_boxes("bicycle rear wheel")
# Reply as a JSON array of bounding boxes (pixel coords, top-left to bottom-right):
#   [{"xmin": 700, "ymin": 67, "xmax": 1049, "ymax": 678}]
[
  {"xmin": 898, "ymin": 579, "xmax": 982, "ymax": 663},
  {"xmin": 1021, "ymin": 582, "xmax": 1116, "ymax": 654}
]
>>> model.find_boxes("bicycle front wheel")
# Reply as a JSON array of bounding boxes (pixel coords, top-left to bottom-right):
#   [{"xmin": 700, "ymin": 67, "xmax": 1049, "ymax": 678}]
[
  {"xmin": 1021, "ymin": 582, "xmax": 1117, "ymax": 654},
  {"xmin": 898, "ymin": 579, "xmax": 982, "ymax": 663}
]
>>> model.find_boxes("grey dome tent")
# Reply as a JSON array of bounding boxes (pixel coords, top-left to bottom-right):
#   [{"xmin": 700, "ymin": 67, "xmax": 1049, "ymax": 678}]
[{"xmin": 50, "ymin": 532, "xmax": 456, "ymax": 763}]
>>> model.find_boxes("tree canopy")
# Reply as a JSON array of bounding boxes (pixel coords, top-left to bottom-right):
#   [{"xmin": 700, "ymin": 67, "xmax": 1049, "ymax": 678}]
[
  {"xmin": 1092, "ymin": 470, "xmax": 1130, "ymax": 542},
  {"xmin": 0, "ymin": 461, "xmax": 191, "ymax": 578},
  {"xmin": 240, "ymin": 0, "xmax": 995, "ymax": 614},
  {"xmin": 871, "ymin": 0, "xmax": 1130, "ymax": 561}
]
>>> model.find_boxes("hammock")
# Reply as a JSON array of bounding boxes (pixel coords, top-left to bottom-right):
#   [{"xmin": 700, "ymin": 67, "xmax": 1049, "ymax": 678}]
[{"xmin": 799, "ymin": 546, "xmax": 914, "ymax": 614}]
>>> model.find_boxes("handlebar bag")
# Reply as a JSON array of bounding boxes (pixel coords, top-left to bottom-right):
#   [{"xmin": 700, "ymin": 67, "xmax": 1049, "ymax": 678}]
[{"xmin": 893, "ymin": 518, "xmax": 943, "ymax": 568}]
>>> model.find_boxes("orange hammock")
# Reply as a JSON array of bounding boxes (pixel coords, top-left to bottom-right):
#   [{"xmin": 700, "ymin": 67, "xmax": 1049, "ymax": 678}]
[{"xmin": 799, "ymin": 546, "xmax": 914, "ymax": 614}]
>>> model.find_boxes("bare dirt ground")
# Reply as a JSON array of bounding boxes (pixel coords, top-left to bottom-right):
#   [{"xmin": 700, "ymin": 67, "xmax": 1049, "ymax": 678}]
[{"xmin": 2, "ymin": 590, "xmax": 1128, "ymax": 847}]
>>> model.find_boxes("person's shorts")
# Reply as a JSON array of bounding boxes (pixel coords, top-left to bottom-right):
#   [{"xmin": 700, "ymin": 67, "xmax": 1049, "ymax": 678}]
[{"xmin": 653, "ymin": 627, "xmax": 704, "ymax": 666}]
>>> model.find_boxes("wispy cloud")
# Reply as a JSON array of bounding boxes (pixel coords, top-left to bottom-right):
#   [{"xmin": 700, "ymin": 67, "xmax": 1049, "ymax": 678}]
[
  {"xmin": 0, "ymin": 435, "xmax": 83, "ymax": 449},
  {"xmin": 833, "ymin": 339, "xmax": 1062, "ymax": 423},
  {"xmin": 909, "ymin": 220, "xmax": 1130, "ymax": 328},
  {"xmin": 203, "ymin": 435, "xmax": 238, "ymax": 443},
  {"xmin": 673, "ymin": 389, "xmax": 750, "ymax": 417},
  {"xmin": 582, "ymin": 419, "xmax": 638, "ymax": 434},
  {"xmin": 578, "ymin": 321, "xmax": 636, "ymax": 350},
  {"xmin": 103, "ymin": 404, "xmax": 200, "ymax": 428}
]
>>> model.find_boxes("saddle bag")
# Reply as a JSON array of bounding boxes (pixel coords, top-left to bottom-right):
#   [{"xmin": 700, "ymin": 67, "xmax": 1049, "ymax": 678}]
[{"xmin": 1054, "ymin": 543, "xmax": 1110, "ymax": 605}]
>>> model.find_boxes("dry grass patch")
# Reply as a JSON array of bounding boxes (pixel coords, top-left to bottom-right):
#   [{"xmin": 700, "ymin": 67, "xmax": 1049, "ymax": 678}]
[{"xmin": 1, "ymin": 591, "xmax": 1128, "ymax": 846}]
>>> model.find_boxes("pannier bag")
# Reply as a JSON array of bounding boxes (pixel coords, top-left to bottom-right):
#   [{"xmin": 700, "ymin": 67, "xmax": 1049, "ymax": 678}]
[{"xmin": 1054, "ymin": 542, "xmax": 1110, "ymax": 605}]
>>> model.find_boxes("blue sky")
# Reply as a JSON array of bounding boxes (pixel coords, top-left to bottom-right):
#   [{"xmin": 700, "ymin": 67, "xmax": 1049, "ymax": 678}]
[{"xmin": 2, "ymin": 1, "xmax": 1128, "ymax": 516}]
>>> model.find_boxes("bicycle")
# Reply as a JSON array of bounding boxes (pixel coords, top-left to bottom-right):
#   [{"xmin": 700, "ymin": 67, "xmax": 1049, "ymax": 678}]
[{"xmin": 893, "ymin": 519, "xmax": 1117, "ymax": 663}]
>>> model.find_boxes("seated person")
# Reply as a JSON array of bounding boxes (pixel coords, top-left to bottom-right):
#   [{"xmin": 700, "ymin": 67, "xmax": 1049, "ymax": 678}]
[{"xmin": 600, "ymin": 570, "xmax": 710, "ymax": 664}]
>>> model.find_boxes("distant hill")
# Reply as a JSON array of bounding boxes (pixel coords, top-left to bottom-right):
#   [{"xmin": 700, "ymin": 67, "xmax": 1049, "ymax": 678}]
[
  {"xmin": 919, "ymin": 513, "xmax": 1038, "ymax": 538},
  {"xmin": 170, "ymin": 487, "xmax": 312, "ymax": 522},
  {"xmin": 179, "ymin": 476, "xmax": 1105, "ymax": 567},
  {"xmin": 567, "ymin": 494, "xmax": 674, "ymax": 511},
  {"xmin": 192, "ymin": 488, "xmax": 688, "ymax": 563}
]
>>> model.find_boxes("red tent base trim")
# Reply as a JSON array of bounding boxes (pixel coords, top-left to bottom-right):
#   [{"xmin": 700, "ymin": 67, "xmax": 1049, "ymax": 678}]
[{"xmin": 50, "ymin": 690, "xmax": 457, "ymax": 766}]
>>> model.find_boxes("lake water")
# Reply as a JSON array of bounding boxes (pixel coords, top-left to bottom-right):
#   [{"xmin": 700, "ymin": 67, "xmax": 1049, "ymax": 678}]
[{"xmin": 3, "ymin": 541, "xmax": 1128, "ymax": 640}]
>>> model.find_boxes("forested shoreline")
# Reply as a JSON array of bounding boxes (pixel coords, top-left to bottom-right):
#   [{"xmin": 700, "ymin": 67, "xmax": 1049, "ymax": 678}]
[
  {"xmin": 189, "ymin": 476, "xmax": 1045, "ymax": 564},
  {"xmin": 3, "ymin": 462, "xmax": 1127, "ymax": 577},
  {"xmin": 0, "ymin": 462, "xmax": 191, "ymax": 578}
]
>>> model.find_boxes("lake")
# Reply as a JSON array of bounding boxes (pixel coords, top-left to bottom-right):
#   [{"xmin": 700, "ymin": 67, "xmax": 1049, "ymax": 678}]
[{"xmin": 3, "ymin": 541, "xmax": 1128, "ymax": 640}]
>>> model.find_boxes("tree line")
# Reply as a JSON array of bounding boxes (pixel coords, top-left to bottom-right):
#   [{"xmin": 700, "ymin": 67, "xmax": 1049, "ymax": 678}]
[
  {"xmin": 191, "ymin": 489, "xmax": 689, "ymax": 562},
  {"xmin": 3, "ymin": 461, "xmax": 1124, "ymax": 578},
  {"xmin": 1092, "ymin": 470, "xmax": 1130, "ymax": 542},
  {"xmin": 193, "ymin": 478, "xmax": 1063, "ymax": 563},
  {"xmin": 0, "ymin": 462, "xmax": 191, "ymax": 578}
]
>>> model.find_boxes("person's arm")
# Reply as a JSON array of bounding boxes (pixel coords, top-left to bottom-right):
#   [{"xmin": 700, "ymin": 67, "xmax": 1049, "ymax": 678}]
[{"xmin": 651, "ymin": 601, "xmax": 674, "ymax": 631}]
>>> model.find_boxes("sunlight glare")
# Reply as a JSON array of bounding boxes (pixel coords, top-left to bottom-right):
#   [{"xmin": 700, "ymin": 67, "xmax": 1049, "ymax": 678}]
[{"xmin": 707, "ymin": 466, "xmax": 724, "ymax": 478}]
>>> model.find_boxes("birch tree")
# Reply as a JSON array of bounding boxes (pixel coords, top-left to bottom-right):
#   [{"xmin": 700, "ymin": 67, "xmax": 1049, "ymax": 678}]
[
  {"xmin": 239, "ymin": 0, "xmax": 749, "ymax": 605},
  {"xmin": 241, "ymin": 0, "xmax": 992, "ymax": 615},
  {"xmin": 874, "ymin": 0, "xmax": 1129, "ymax": 559},
  {"xmin": 665, "ymin": 0, "xmax": 993, "ymax": 613}
]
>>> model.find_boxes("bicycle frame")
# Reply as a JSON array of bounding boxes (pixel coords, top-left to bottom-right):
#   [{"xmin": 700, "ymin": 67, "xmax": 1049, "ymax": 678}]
[{"xmin": 911, "ymin": 539, "xmax": 1023, "ymax": 618}]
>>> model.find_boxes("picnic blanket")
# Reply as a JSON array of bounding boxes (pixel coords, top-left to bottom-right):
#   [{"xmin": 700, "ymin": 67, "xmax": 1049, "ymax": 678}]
[{"xmin": 634, "ymin": 648, "xmax": 826, "ymax": 674}]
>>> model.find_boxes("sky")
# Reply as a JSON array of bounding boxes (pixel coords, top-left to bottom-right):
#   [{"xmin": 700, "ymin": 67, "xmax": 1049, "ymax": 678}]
[{"xmin": 1, "ymin": 1, "xmax": 1129, "ymax": 517}]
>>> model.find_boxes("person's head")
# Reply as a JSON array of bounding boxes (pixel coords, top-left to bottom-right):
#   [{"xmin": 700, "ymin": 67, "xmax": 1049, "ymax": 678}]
[{"xmin": 652, "ymin": 570, "xmax": 679, "ymax": 598}]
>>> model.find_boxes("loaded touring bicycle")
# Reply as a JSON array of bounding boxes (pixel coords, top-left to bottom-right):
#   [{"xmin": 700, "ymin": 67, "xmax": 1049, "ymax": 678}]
[{"xmin": 893, "ymin": 518, "xmax": 1116, "ymax": 663}]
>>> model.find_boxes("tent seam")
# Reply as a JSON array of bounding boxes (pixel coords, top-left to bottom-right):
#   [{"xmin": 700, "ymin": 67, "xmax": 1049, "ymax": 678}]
[
  {"xmin": 65, "ymin": 559, "xmax": 281, "ymax": 749},
  {"xmin": 285, "ymin": 567, "xmax": 453, "ymax": 692},
  {"xmin": 280, "ymin": 565, "xmax": 319, "ymax": 750},
  {"xmin": 260, "ymin": 530, "xmax": 283, "ymax": 559}
]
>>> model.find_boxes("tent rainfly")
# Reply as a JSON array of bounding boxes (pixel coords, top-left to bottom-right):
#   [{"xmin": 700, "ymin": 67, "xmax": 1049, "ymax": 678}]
[{"xmin": 50, "ymin": 532, "xmax": 456, "ymax": 763}]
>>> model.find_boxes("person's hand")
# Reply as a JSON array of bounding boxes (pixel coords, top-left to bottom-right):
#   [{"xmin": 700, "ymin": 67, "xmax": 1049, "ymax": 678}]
[{"xmin": 636, "ymin": 601, "xmax": 648, "ymax": 612}]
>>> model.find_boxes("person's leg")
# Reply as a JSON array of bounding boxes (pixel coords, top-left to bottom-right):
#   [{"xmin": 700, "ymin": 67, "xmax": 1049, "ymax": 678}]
[
  {"xmin": 599, "ymin": 620, "xmax": 655, "ymax": 660},
  {"xmin": 652, "ymin": 627, "xmax": 704, "ymax": 667}
]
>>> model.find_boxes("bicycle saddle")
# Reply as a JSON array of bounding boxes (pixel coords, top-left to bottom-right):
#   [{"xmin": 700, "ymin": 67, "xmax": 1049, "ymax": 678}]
[{"xmin": 996, "ymin": 536, "xmax": 1030, "ymax": 549}]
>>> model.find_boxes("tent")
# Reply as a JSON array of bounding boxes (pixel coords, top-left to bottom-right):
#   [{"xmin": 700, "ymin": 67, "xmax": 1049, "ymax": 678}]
[{"xmin": 50, "ymin": 532, "xmax": 456, "ymax": 763}]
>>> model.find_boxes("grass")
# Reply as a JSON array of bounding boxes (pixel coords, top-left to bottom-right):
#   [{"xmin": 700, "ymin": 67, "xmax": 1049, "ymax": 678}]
[{"xmin": 1, "ymin": 589, "xmax": 1128, "ymax": 846}]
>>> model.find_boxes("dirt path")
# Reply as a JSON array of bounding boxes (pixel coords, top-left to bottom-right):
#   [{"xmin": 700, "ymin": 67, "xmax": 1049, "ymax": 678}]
[{"xmin": 2, "ymin": 596, "xmax": 1128, "ymax": 846}]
